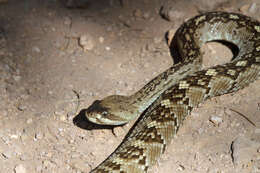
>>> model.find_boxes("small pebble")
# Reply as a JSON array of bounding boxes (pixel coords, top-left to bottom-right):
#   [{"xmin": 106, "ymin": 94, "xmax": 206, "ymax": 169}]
[
  {"xmin": 133, "ymin": 9, "xmax": 142, "ymax": 18},
  {"xmin": 26, "ymin": 118, "xmax": 33, "ymax": 124},
  {"xmin": 17, "ymin": 104, "xmax": 27, "ymax": 111},
  {"xmin": 32, "ymin": 46, "xmax": 40, "ymax": 53},
  {"xmin": 143, "ymin": 12, "xmax": 150, "ymax": 19},
  {"xmin": 59, "ymin": 114, "xmax": 67, "ymax": 121},
  {"xmin": 209, "ymin": 116, "xmax": 223, "ymax": 126},
  {"xmin": 35, "ymin": 132, "xmax": 43, "ymax": 140},
  {"xmin": 105, "ymin": 46, "xmax": 111, "ymax": 51},
  {"xmin": 10, "ymin": 134, "xmax": 18, "ymax": 139},
  {"xmin": 14, "ymin": 164, "xmax": 26, "ymax": 173},
  {"xmin": 48, "ymin": 90, "xmax": 53, "ymax": 95},
  {"xmin": 13, "ymin": 75, "xmax": 21, "ymax": 82},
  {"xmin": 161, "ymin": 6, "xmax": 184, "ymax": 21},
  {"xmin": 99, "ymin": 36, "xmax": 104, "ymax": 43},
  {"xmin": 79, "ymin": 34, "xmax": 95, "ymax": 51}
]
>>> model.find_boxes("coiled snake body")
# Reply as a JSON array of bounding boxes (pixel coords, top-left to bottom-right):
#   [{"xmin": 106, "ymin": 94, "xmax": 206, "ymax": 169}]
[{"xmin": 85, "ymin": 12, "xmax": 260, "ymax": 172}]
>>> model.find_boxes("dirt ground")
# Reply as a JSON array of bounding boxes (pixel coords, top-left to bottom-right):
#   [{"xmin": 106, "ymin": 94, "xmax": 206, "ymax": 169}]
[{"xmin": 0, "ymin": 0, "xmax": 260, "ymax": 172}]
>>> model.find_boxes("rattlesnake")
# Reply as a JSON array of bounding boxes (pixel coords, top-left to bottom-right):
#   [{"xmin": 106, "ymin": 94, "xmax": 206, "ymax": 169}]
[{"xmin": 85, "ymin": 11, "xmax": 260, "ymax": 173}]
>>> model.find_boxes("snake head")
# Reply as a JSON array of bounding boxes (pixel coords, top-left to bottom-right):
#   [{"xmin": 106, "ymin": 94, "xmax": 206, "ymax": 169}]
[{"xmin": 85, "ymin": 95, "xmax": 135, "ymax": 126}]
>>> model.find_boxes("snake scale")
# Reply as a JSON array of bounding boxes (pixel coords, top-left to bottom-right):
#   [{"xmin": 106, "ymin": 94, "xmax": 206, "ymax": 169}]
[{"xmin": 85, "ymin": 11, "xmax": 260, "ymax": 172}]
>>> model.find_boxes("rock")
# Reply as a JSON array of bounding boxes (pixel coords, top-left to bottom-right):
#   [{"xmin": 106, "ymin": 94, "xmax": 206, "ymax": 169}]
[
  {"xmin": 60, "ymin": 114, "xmax": 67, "ymax": 121},
  {"xmin": 99, "ymin": 36, "xmax": 104, "ymax": 43},
  {"xmin": 133, "ymin": 9, "xmax": 142, "ymax": 18},
  {"xmin": 160, "ymin": 6, "xmax": 184, "ymax": 21},
  {"xmin": 35, "ymin": 132, "xmax": 44, "ymax": 140},
  {"xmin": 32, "ymin": 46, "xmax": 41, "ymax": 53},
  {"xmin": 209, "ymin": 116, "xmax": 223, "ymax": 126},
  {"xmin": 26, "ymin": 118, "xmax": 33, "ymax": 124},
  {"xmin": 13, "ymin": 75, "xmax": 22, "ymax": 82},
  {"xmin": 105, "ymin": 46, "xmax": 111, "ymax": 51},
  {"xmin": 79, "ymin": 34, "xmax": 95, "ymax": 51},
  {"xmin": 14, "ymin": 164, "xmax": 26, "ymax": 173},
  {"xmin": 17, "ymin": 104, "xmax": 27, "ymax": 111},
  {"xmin": 143, "ymin": 12, "xmax": 150, "ymax": 19}
]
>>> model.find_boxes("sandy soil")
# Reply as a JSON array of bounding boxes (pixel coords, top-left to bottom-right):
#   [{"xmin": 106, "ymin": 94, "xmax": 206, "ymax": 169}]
[{"xmin": 0, "ymin": 0, "xmax": 260, "ymax": 172}]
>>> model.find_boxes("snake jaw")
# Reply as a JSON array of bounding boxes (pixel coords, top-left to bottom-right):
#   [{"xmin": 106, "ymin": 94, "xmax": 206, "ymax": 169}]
[
  {"xmin": 86, "ymin": 111, "xmax": 128, "ymax": 125},
  {"xmin": 85, "ymin": 96, "xmax": 130, "ymax": 125}
]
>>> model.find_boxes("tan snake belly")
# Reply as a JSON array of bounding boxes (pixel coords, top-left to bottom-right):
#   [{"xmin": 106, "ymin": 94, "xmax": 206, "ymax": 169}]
[{"xmin": 86, "ymin": 11, "xmax": 260, "ymax": 173}]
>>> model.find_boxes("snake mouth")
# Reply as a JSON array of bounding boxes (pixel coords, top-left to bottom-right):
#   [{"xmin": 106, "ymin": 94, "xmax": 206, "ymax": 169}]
[
  {"xmin": 85, "ymin": 115, "xmax": 101, "ymax": 124},
  {"xmin": 86, "ymin": 113, "xmax": 127, "ymax": 126}
]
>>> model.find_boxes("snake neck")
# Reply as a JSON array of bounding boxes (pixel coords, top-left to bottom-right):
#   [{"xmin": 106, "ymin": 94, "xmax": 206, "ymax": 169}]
[{"xmin": 129, "ymin": 59, "xmax": 202, "ymax": 115}]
